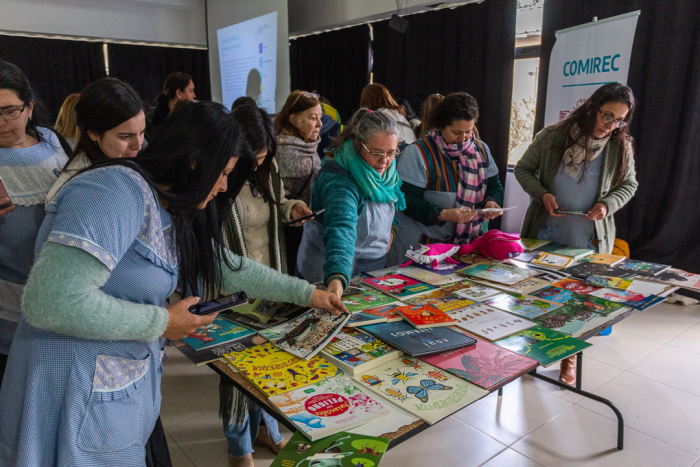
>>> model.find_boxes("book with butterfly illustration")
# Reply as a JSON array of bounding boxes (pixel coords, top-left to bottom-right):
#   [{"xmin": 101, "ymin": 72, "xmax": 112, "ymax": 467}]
[
  {"xmin": 353, "ymin": 357, "xmax": 488, "ymax": 424},
  {"xmin": 395, "ymin": 304, "xmax": 458, "ymax": 329},
  {"xmin": 320, "ymin": 327, "xmax": 403, "ymax": 375},
  {"xmin": 269, "ymin": 375, "xmax": 390, "ymax": 441},
  {"xmin": 578, "ymin": 253, "xmax": 626, "ymax": 266},
  {"xmin": 363, "ymin": 274, "xmax": 437, "ymax": 299},
  {"xmin": 270, "ymin": 431, "xmax": 390, "ymax": 467},
  {"xmin": 585, "ymin": 275, "xmax": 634, "ymax": 290},
  {"xmin": 174, "ymin": 333, "xmax": 268, "ymax": 366},
  {"xmin": 341, "ymin": 288, "xmax": 397, "ymax": 313},
  {"xmin": 532, "ymin": 305, "xmax": 603, "ymax": 338},
  {"xmin": 361, "ymin": 321, "xmax": 476, "ymax": 357},
  {"xmin": 439, "ymin": 280, "xmax": 503, "ymax": 302},
  {"xmin": 223, "ymin": 342, "xmax": 341, "ymax": 397},
  {"xmin": 181, "ymin": 316, "xmax": 256, "ymax": 351},
  {"xmin": 420, "ymin": 337, "xmax": 539, "ymax": 390},
  {"xmin": 448, "ymin": 303, "xmax": 537, "ymax": 341},
  {"xmin": 404, "ymin": 289, "xmax": 475, "ymax": 314},
  {"xmin": 519, "ymin": 238, "xmax": 552, "ymax": 251},
  {"xmin": 613, "ymin": 259, "xmax": 671, "ymax": 277},
  {"xmin": 532, "ymin": 252, "xmax": 574, "ymax": 268},
  {"xmin": 361, "ymin": 303, "xmax": 406, "ymax": 323},
  {"xmin": 494, "ymin": 326, "xmax": 592, "ymax": 367},
  {"xmin": 484, "ymin": 293, "xmax": 561, "ymax": 319},
  {"xmin": 551, "ymin": 278, "xmax": 602, "ymax": 295},
  {"xmin": 457, "ymin": 262, "xmax": 538, "ymax": 286}
]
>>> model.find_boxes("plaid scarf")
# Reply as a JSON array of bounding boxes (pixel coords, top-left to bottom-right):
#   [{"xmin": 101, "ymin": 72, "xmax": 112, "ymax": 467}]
[{"xmin": 429, "ymin": 129, "xmax": 488, "ymax": 243}]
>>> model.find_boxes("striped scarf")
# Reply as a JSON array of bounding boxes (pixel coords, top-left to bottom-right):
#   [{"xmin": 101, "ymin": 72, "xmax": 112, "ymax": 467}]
[{"xmin": 429, "ymin": 129, "xmax": 488, "ymax": 243}]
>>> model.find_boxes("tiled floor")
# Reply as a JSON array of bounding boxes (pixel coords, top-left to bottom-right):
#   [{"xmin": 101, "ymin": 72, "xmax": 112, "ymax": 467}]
[{"xmin": 162, "ymin": 302, "xmax": 700, "ymax": 467}]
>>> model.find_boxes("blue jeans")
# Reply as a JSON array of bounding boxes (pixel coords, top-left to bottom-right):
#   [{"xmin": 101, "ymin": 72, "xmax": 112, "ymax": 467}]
[{"xmin": 223, "ymin": 405, "xmax": 282, "ymax": 457}]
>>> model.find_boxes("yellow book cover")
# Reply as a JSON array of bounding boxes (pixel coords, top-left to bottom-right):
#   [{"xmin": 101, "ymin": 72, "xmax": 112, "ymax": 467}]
[
  {"xmin": 223, "ymin": 342, "xmax": 341, "ymax": 397},
  {"xmin": 578, "ymin": 253, "xmax": 625, "ymax": 266}
]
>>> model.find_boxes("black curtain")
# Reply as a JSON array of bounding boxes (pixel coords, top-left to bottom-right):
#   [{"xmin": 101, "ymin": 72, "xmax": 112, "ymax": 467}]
[
  {"xmin": 107, "ymin": 43, "xmax": 211, "ymax": 105},
  {"xmin": 535, "ymin": 1, "xmax": 700, "ymax": 276},
  {"xmin": 371, "ymin": 0, "xmax": 517, "ymax": 184},
  {"xmin": 290, "ymin": 24, "xmax": 371, "ymax": 121},
  {"xmin": 0, "ymin": 35, "xmax": 104, "ymax": 121}
]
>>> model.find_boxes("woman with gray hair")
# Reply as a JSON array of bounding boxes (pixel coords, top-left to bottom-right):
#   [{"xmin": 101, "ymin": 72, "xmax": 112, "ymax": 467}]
[{"xmin": 296, "ymin": 109, "xmax": 406, "ymax": 298}]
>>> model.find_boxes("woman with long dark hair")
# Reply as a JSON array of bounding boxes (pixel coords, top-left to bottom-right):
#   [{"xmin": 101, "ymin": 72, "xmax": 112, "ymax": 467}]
[
  {"xmin": 0, "ymin": 102, "xmax": 346, "ymax": 466},
  {"xmin": 145, "ymin": 71, "xmax": 195, "ymax": 141},
  {"xmin": 514, "ymin": 82, "xmax": 639, "ymax": 385}
]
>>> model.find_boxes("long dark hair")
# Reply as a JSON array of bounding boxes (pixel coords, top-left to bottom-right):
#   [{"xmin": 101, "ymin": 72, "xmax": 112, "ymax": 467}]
[
  {"xmin": 151, "ymin": 72, "xmax": 193, "ymax": 126},
  {"xmin": 0, "ymin": 60, "xmax": 49, "ymax": 142},
  {"xmin": 73, "ymin": 77, "xmax": 143, "ymax": 165},
  {"xmin": 84, "ymin": 102, "xmax": 256, "ymax": 300},
  {"xmin": 559, "ymin": 83, "xmax": 635, "ymax": 185}
]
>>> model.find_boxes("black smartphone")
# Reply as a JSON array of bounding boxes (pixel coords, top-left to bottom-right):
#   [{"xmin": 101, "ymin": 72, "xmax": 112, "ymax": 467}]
[
  {"xmin": 0, "ymin": 178, "xmax": 13, "ymax": 209},
  {"xmin": 188, "ymin": 292, "xmax": 248, "ymax": 315},
  {"xmin": 282, "ymin": 208, "xmax": 325, "ymax": 227}
]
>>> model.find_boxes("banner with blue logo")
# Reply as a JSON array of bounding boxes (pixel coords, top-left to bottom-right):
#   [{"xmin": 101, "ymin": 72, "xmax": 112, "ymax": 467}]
[{"xmin": 544, "ymin": 11, "xmax": 640, "ymax": 126}]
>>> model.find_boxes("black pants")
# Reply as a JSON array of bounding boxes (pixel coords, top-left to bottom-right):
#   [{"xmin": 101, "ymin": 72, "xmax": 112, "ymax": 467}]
[{"xmin": 145, "ymin": 416, "xmax": 172, "ymax": 467}]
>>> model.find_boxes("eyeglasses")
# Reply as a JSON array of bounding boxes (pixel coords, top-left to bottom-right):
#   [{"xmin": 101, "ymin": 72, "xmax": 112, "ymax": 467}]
[
  {"xmin": 0, "ymin": 103, "xmax": 27, "ymax": 121},
  {"xmin": 290, "ymin": 91, "xmax": 320, "ymax": 109},
  {"xmin": 598, "ymin": 110, "xmax": 628, "ymax": 129},
  {"xmin": 361, "ymin": 142, "xmax": 400, "ymax": 160}
]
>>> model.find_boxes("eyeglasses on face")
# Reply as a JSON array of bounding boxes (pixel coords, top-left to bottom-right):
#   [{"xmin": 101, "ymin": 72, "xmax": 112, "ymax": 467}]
[
  {"xmin": 0, "ymin": 103, "xmax": 27, "ymax": 121},
  {"xmin": 598, "ymin": 110, "xmax": 628, "ymax": 129},
  {"xmin": 361, "ymin": 142, "xmax": 400, "ymax": 160},
  {"xmin": 291, "ymin": 91, "xmax": 320, "ymax": 109}
]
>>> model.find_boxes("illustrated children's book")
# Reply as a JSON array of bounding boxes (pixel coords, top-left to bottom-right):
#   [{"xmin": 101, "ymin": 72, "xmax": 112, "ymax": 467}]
[
  {"xmin": 578, "ymin": 253, "xmax": 626, "ymax": 266},
  {"xmin": 485, "ymin": 293, "xmax": 561, "ymax": 319},
  {"xmin": 353, "ymin": 357, "xmax": 488, "ymax": 424},
  {"xmin": 361, "ymin": 321, "xmax": 476, "ymax": 357},
  {"xmin": 532, "ymin": 305, "xmax": 602, "ymax": 337},
  {"xmin": 519, "ymin": 238, "xmax": 552, "ymax": 251},
  {"xmin": 174, "ymin": 333, "xmax": 268, "ymax": 366},
  {"xmin": 650, "ymin": 268, "xmax": 700, "ymax": 291},
  {"xmin": 585, "ymin": 275, "xmax": 634, "ymax": 290},
  {"xmin": 342, "ymin": 289, "xmax": 397, "ymax": 313},
  {"xmin": 563, "ymin": 293, "xmax": 624, "ymax": 316},
  {"xmin": 420, "ymin": 337, "xmax": 539, "ymax": 390},
  {"xmin": 397, "ymin": 266, "xmax": 452, "ymax": 285},
  {"xmin": 270, "ymin": 431, "xmax": 390, "ymax": 467},
  {"xmin": 269, "ymin": 376, "xmax": 390, "ymax": 441},
  {"xmin": 538, "ymin": 243, "xmax": 594, "ymax": 260},
  {"xmin": 507, "ymin": 277, "xmax": 552, "ymax": 295},
  {"xmin": 412, "ymin": 259, "xmax": 467, "ymax": 275},
  {"xmin": 320, "ymin": 327, "xmax": 403, "ymax": 375},
  {"xmin": 457, "ymin": 262, "xmax": 538, "ymax": 286},
  {"xmin": 448, "ymin": 303, "xmax": 537, "ymax": 341},
  {"xmin": 532, "ymin": 286, "xmax": 578, "ymax": 304},
  {"xmin": 182, "ymin": 316, "xmax": 256, "ymax": 351},
  {"xmin": 223, "ymin": 300, "xmax": 299, "ymax": 330},
  {"xmin": 562, "ymin": 262, "xmax": 637, "ymax": 280},
  {"xmin": 587, "ymin": 288, "xmax": 666, "ymax": 310},
  {"xmin": 345, "ymin": 311, "xmax": 388, "ymax": 328},
  {"xmin": 404, "ymin": 289, "xmax": 475, "ymax": 313},
  {"xmin": 395, "ymin": 304, "xmax": 458, "ymax": 329},
  {"xmin": 613, "ymin": 259, "xmax": 670, "ymax": 276},
  {"xmin": 513, "ymin": 251, "xmax": 545, "ymax": 263},
  {"xmin": 223, "ymin": 342, "xmax": 341, "ymax": 397},
  {"xmin": 260, "ymin": 309, "xmax": 350, "ymax": 360},
  {"xmin": 532, "ymin": 253, "xmax": 574, "ymax": 268},
  {"xmin": 626, "ymin": 279, "xmax": 676, "ymax": 297},
  {"xmin": 361, "ymin": 304, "xmax": 406, "ymax": 323},
  {"xmin": 362, "ymin": 274, "xmax": 436, "ymax": 299},
  {"xmin": 494, "ymin": 325, "xmax": 592, "ymax": 367},
  {"xmin": 439, "ymin": 280, "xmax": 503, "ymax": 302},
  {"xmin": 551, "ymin": 278, "xmax": 602, "ymax": 294}
]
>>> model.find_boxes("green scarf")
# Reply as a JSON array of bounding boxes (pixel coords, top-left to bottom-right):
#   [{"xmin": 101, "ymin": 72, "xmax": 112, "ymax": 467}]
[{"xmin": 330, "ymin": 140, "xmax": 406, "ymax": 211}]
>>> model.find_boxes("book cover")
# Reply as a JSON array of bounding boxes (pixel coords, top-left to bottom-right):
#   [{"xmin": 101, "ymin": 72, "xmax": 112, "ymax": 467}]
[
  {"xmin": 562, "ymin": 262, "xmax": 637, "ymax": 280},
  {"xmin": 223, "ymin": 342, "xmax": 341, "ymax": 397},
  {"xmin": 320, "ymin": 327, "xmax": 403, "ymax": 375},
  {"xmin": 457, "ymin": 263, "xmax": 538, "ymax": 286},
  {"xmin": 539, "ymin": 243, "xmax": 594, "ymax": 260},
  {"xmin": 579, "ymin": 253, "xmax": 626, "ymax": 266},
  {"xmin": 448, "ymin": 303, "xmax": 537, "ymax": 341},
  {"xmin": 627, "ymin": 279, "xmax": 676, "ymax": 297},
  {"xmin": 536, "ymin": 242, "xmax": 571, "ymax": 253},
  {"xmin": 174, "ymin": 334, "xmax": 268, "ymax": 366},
  {"xmin": 270, "ymin": 431, "xmax": 390, "ymax": 467},
  {"xmin": 455, "ymin": 252, "xmax": 493, "ymax": 265},
  {"xmin": 342, "ymin": 289, "xmax": 397, "ymax": 313},
  {"xmin": 532, "ymin": 253, "xmax": 574, "ymax": 268},
  {"xmin": 532, "ymin": 286, "xmax": 578, "ymax": 304},
  {"xmin": 398, "ymin": 266, "xmax": 452, "ymax": 285},
  {"xmin": 404, "ymin": 289, "xmax": 475, "ymax": 313},
  {"xmin": 269, "ymin": 375, "xmax": 390, "ymax": 441},
  {"xmin": 361, "ymin": 304, "xmax": 405, "ymax": 323},
  {"xmin": 254, "ymin": 300, "xmax": 308, "ymax": 318},
  {"xmin": 494, "ymin": 326, "xmax": 592, "ymax": 367},
  {"xmin": 508, "ymin": 277, "xmax": 552, "ymax": 294},
  {"xmin": 619, "ymin": 295, "xmax": 666, "ymax": 311},
  {"xmin": 587, "ymin": 287, "xmax": 645, "ymax": 303},
  {"xmin": 534, "ymin": 269, "xmax": 572, "ymax": 283},
  {"xmin": 412, "ymin": 259, "xmax": 468, "ymax": 275},
  {"xmin": 362, "ymin": 274, "xmax": 437, "ymax": 298},
  {"xmin": 223, "ymin": 300, "xmax": 298, "ymax": 330},
  {"xmin": 564, "ymin": 292, "xmax": 624, "ymax": 316},
  {"xmin": 365, "ymin": 265, "xmax": 399, "ymax": 277},
  {"xmin": 519, "ymin": 238, "xmax": 551, "ymax": 251},
  {"xmin": 614, "ymin": 259, "xmax": 671, "ymax": 276},
  {"xmin": 420, "ymin": 338, "xmax": 539, "ymax": 390},
  {"xmin": 353, "ymin": 357, "xmax": 488, "ymax": 424},
  {"xmin": 361, "ymin": 321, "xmax": 476, "ymax": 357},
  {"xmin": 551, "ymin": 278, "xmax": 602, "ymax": 294},
  {"xmin": 514, "ymin": 251, "xmax": 544, "ymax": 263},
  {"xmin": 532, "ymin": 305, "xmax": 602, "ymax": 337},
  {"xmin": 395, "ymin": 304, "xmax": 458, "ymax": 329},
  {"xmin": 439, "ymin": 280, "xmax": 503, "ymax": 302},
  {"xmin": 267, "ymin": 309, "xmax": 351, "ymax": 360},
  {"xmin": 586, "ymin": 275, "xmax": 633, "ymax": 290},
  {"xmin": 182, "ymin": 316, "xmax": 256, "ymax": 351},
  {"xmin": 651, "ymin": 268, "xmax": 700, "ymax": 291},
  {"xmin": 485, "ymin": 293, "xmax": 561, "ymax": 319},
  {"xmin": 345, "ymin": 311, "xmax": 388, "ymax": 328}
]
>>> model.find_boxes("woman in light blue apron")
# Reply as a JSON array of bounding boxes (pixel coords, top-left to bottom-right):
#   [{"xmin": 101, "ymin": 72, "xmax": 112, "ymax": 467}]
[
  {"xmin": 296, "ymin": 109, "xmax": 405, "ymax": 298},
  {"xmin": 0, "ymin": 102, "xmax": 347, "ymax": 466}
]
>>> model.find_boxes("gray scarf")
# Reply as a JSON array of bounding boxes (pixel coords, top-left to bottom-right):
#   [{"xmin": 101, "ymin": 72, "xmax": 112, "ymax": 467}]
[{"xmin": 562, "ymin": 124, "xmax": 610, "ymax": 180}]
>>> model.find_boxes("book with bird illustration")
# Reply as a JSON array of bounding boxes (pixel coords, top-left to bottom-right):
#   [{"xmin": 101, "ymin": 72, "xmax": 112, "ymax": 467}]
[
  {"xmin": 270, "ymin": 431, "xmax": 390, "ymax": 467},
  {"xmin": 494, "ymin": 326, "xmax": 591, "ymax": 367}
]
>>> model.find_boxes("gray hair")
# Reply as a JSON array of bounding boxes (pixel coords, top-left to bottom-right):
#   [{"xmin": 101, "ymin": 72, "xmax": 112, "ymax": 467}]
[{"xmin": 331, "ymin": 108, "xmax": 401, "ymax": 150}]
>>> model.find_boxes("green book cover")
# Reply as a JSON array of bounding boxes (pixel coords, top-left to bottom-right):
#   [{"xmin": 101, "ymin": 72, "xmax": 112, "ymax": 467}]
[
  {"xmin": 564, "ymin": 293, "xmax": 624, "ymax": 316},
  {"xmin": 532, "ymin": 305, "xmax": 602, "ymax": 337},
  {"xmin": 342, "ymin": 289, "xmax": 397, "ymax": 312},
  {"xmin": 270, "ymin": 431, "xmax": 390, "ymax": 467},
  {"xmin": 494, "ymin": 325, "xmax": 591, "ymax": 367}
]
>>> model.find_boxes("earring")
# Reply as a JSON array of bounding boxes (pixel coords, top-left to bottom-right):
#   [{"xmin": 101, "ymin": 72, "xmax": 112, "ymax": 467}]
[{"xmin": 93, "ymin": 140, "xmax": 99, "ymax": 146}]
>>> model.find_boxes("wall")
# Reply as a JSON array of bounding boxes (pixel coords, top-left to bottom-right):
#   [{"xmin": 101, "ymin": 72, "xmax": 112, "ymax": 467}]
[
  {"xmin": 206, "ymin": 0, "xmax": 290, "ymax": 112},
  {"xmin": 0, "ymin": 0, "xmax": 207, "ymax": 46}
]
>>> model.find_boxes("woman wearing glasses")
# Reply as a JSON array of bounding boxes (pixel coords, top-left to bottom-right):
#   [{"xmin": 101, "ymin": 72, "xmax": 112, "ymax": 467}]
[
  {"xmin": 296, "ymin": 109, "xmax": 405, "ymax": 298},
  {"xmin": 387, "ymin": 92, "xmax": 504, "ymax": 266},
  {"xmin": 0, "ymin": 61, "xmax": 68, "ymax": 386},
  {"xmin": 514, "ymin": 83, "xmax": 638, "ymax": 385}
]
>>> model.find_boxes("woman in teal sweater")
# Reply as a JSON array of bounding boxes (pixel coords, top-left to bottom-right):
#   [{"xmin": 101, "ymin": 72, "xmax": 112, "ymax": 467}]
[{"xmin": 296, "ymin": 109, "xmax": 405, "ymax": 298}]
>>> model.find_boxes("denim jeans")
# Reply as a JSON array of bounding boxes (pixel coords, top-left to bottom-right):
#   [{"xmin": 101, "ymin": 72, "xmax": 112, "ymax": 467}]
[{"xmin": 223, "ymin": 404, "xmax": 282, "ymax": 457}]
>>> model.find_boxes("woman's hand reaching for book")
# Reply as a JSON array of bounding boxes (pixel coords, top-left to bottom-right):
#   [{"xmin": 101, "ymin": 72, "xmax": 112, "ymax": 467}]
[
  {"xmin": 162, "ymin": 297, "xmax": 219, "ymax": 340},
  {"xmin": 310, "ymin": 287, "xmax": 349, "ymax": 316},
  {"xmin": 542, "ymin": 193, "xmax": 563, "ymax": 217}
]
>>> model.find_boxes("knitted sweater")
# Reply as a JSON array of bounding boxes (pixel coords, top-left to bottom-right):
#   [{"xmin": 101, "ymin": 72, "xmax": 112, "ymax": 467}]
[
  {"xmin": 276, "ymin": 134, "xmax": 321, "ymax": 205},
  {"xmin": 514, "ymin": 124, "xmax": 638, "ymax": 254}
]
